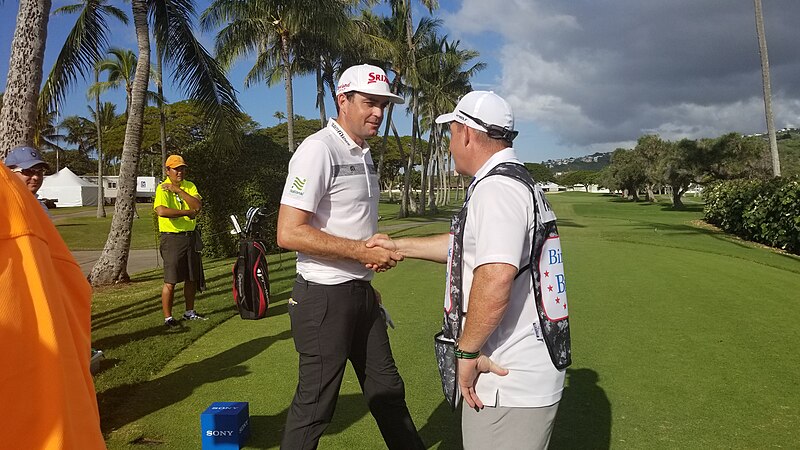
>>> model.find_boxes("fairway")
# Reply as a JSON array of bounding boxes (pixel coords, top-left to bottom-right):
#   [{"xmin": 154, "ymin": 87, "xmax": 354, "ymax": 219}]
[{"xmin": 94, "ymin": 193, "xmax": 800, "ymax": 449}]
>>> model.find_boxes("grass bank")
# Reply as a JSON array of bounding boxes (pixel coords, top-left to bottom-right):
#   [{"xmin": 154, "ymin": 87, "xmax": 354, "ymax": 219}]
[{"xmin": 91, "ymin": 193, "xmax": 800, "ymax": 449}]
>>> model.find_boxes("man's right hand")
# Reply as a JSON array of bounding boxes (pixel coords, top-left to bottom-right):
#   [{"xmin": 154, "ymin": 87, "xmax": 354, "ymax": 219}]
[
  {"xmin": 364, "ymin": 234, "xmax": 401, "ymax": 272},
  {"xmin": 360, "ymin": 241, "xmax": 403, "ymax": 272}
]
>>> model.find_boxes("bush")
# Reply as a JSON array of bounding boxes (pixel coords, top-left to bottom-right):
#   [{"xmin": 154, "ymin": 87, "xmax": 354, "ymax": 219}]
[
  {"xmin": 186, "ymin": 133, "xmax": 291, "ymax": 258},
  {"xmin": 704, "ymin": 177, "xmax": 800, "ymax": 254}
]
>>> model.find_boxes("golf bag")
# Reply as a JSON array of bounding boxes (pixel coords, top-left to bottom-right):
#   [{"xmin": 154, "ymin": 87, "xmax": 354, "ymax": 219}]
[{"xmin": 231, "ymin": 207, "xmax": 271, "ymax": 320}]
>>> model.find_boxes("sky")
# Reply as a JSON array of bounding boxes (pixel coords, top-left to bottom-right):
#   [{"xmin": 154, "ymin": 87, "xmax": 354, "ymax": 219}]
[{"xmin": 2, "ymin": 0, "xmax": 800, "ymax": 164}]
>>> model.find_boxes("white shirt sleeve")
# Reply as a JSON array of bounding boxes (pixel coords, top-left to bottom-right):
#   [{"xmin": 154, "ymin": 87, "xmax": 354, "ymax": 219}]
[
  {"xmin": 468, "ymin": 177, "xmax": 533, "ymax": 269},
  {"xmin": 280, "ymin": 138, "xmax": 333, "ymax": 213}
]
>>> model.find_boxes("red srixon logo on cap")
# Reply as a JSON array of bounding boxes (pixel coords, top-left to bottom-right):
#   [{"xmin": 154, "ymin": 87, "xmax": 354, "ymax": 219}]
[{"xmin": 367, "ymin": 72, "xmax": 388, "ymax": 84}]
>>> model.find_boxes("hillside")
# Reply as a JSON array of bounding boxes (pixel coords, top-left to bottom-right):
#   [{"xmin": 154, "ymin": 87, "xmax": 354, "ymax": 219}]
[
  {"xmin": 542, "ymin": 152, "xmax": 612, "ymax": 173},
  {"xmin": 538, "ymin": 131, "xmax": 800, "ymax": 177}
]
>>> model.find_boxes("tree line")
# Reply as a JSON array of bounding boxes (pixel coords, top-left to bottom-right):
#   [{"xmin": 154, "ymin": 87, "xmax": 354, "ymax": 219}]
[
  {"xmin": 0, "ymin": 0, "xmax": 483, "ymax": 287},
  {"xmin": 593, "ymin": 133, "xmax": 776, "ymax": 208}
]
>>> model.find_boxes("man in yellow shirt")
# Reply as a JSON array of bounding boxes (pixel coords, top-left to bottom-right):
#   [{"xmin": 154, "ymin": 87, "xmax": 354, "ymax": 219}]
[
  {"xmin": 154, "ymin": 155, "xmax": 205, "ymax": 327},
  {"xmin": 0, "ymin": 164, "xmax": 106, "ymax": 449}
]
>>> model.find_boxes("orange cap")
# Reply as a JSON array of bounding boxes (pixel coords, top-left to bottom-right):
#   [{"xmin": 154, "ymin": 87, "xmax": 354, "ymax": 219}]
[{"xmin": 165, "ymin": 155, "xmax": 188, "ymax": 168}]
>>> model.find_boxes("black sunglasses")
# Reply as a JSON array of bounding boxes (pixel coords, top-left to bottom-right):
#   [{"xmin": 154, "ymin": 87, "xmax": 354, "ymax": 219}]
[{"xmin": 459, "ymin": 110, "xmax": 519, "ymax": 143}]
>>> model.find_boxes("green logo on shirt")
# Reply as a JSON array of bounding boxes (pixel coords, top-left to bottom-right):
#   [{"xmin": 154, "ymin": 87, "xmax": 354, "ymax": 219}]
[{"xmin": 290, "ymin": 176, "xmax": 307, "ymax": 195}]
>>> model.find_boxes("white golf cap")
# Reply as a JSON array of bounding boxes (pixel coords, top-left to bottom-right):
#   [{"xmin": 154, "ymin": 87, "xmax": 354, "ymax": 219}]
[
  {"xmin": 435, "ymin": 90, "xmax": 515, "ymax": 136},
  {"xmin": 336, "ymin": 64, "xmax": 405, "ymax": 104}
]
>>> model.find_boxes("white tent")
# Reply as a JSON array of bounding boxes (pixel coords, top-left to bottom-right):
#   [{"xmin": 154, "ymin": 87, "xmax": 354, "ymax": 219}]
[{"xmin": 38, "ymin": 167, "xmax": 99, "ymax": 207}]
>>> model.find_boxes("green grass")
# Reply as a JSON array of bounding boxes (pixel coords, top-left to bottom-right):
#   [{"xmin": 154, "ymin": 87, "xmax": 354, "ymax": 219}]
[
  {"xmin": 55, "ymin": 203, "xmax": 158, "ymax": 250},
  {"xmin": 91, "ymin": 193, "xmax": 800, "ymax": 449}
]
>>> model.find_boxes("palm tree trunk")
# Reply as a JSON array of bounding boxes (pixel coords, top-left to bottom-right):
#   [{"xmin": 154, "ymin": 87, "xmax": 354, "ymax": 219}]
[
  {"xmin": 394, "ymin": 123, "xmax": 415, "ymax": 218},
  {"xmin": 89, "ymin": 0, "xmax": 150, "ymax": 286},
  {"xmin": 754, "ymin": 0, "xmax": 781, "ymax": 177},
  {"xmin": 420, "ymin": 123, "xmax": 435, "ymax": 215},
  {"xmin": 157, "ymin": 45, "xmax": 168, "ymax": 177},
  {"xmin": 0, "ymin": 0, "xmax": 51, "ymax": 155},
  {"xmin": 95, "ymin": 68, "xmax": 106, "ymax": 218},
  {"xmin": 281, "ymin": 34, "xmax": 295, "ymax": 152},
  {"xmin": 316, "ymin": 58, "xmax": 327, "ymax": 128},
  {"xmin": 410, "ymin": 93, "xmax": 421, "ymax": 215},
  {"xmin": 378, "ymin": 77, "xmax": 402, "ymax": 184}
]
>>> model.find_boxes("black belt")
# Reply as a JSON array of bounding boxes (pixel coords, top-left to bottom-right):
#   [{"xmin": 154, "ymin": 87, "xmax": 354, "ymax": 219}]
[
  {"xmin": 161, "ymin": 231, "xmax": 195, "ymax": 235},
  {"xmin": 295, "ymin": 274, "xmax": 371, "ymax": 287}
]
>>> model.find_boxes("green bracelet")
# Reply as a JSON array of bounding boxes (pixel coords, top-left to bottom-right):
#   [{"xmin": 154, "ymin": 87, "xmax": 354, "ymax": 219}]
[{"xmin": 454, "ymin": 348, "xmax": 480, "ymax": 359}]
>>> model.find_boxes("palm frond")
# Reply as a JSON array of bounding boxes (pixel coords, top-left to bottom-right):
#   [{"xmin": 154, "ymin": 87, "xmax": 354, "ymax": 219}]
[
  {"xmin": 40, "ymin": 0, "xmax": 129, "ymax": 113},
  {"xmin": 152, "ymin": 0, "xmax": 243, "ymax": 151}
]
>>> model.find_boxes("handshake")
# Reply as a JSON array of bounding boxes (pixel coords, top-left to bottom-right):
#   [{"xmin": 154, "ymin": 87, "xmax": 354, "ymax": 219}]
[{"xmin": 361, "ymin": 233, "xmax": 401, "ymax": 273}]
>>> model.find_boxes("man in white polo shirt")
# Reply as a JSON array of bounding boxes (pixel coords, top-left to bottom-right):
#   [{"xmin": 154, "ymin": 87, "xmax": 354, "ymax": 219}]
[
  {"xmin": 277, "ymin": 64, "xmax": 425, "ymax": 450},
  {"xmin": 367, "ymin": 91, "xmax": 569, "ymax": 449}
]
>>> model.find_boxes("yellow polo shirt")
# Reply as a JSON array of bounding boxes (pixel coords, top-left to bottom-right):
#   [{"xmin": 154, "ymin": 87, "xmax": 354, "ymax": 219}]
[
  {"xmin": 153, "ymin": 179, "xmax": 201, "ymax": 232},
  {"xmin": 0, "ymin": 165, "xmax": 105, "ymax": 449}
]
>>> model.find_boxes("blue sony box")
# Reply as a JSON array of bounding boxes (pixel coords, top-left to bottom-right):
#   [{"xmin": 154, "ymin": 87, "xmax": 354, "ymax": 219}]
[{"xmin": 200, "ymin": 402, "xmax": 250, "ymax": 450}]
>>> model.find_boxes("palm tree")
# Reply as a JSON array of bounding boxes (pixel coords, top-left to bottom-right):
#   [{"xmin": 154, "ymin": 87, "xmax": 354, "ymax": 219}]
[
  {"xmin": 417, "ymin": 37, "xmax": 483, "ymax": 210},
  {"xmin": 153, "ymin": 46, "xmax": 169, "ymax": 176},
  {"xmin": 359, "ymin": 11, "xmax": 441, "ymax": 217},
  {"xmin": 149, "ymin": 0, "xmax": 243, "ymax": 157},
  {"xmin": 59, "ymin": 114, "xmax": 96, "ymax": 155},
  {"xmin": 39, "ymin": 0, "xmax": 128, "ymax": 116},
  {"xmin": 0, "ymin": 0, "xmax": 52, "ymax": 155},
  {"xmin": 754, "ymin": 0, "xmax": 781, "ymax": 177},
  {"xmin": 37, "ymin": 0, "xmax": 127, "ymax": 215},
  {"xmin": 35, "ymin": 108, "xmax": 67, "ymax": 162},
  {"xmin": 36, "ymin": 0, "xmax": 242, "ymax": 285},
  {"xmin": 201, "ymin": 0, "xmax": 352, "ymax": 152},
  {"xmin": 91, "ymin": 47, "xmax": 138, "ymax": 116},
  {"xmin": 359, "ymin": 8, "xmax": 440, "ymax": 216},
  {"xmin": 92, "ymin": 66, "xmax": 106, "ymax": 217},
  {"xmin": 88, "ymin": 0, "xmax": 151, "ymax": 285},
  {"xmin": 89, "ymin": 101, "xmax": 117, "ymax": 217}
]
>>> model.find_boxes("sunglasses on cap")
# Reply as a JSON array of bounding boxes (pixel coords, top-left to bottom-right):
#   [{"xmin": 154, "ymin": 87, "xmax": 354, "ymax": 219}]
[
  {"xmin": 459, "ymin": 110, "xmax": 519, "ymax": 143},
  {"xmin": 12, "ymin": 167, "xmax": 46, "ymax": 177}
]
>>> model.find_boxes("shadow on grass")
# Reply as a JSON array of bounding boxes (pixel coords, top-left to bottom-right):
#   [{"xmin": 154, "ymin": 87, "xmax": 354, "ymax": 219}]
[
  {"xmin": 550, "ymin": 368, "xmax": 611, "ymax": 450},
  {"xmin": 555, "ymin": 218, "xmax": 586, "ymax": 228},
  {"xmin": 130, "ymin": 271, "xmax": 165, "ymax": 283},
  {"xmin": 100, "ymin": 330, "xmax": 293, "ymax": 435},
  {"xmin": 659, "ymin": 204, "xmax": 704, "ymax": 213},
  {"xmin": 249, "ymin": 391, "xmax": 414, "ymax": 448},
  {"xmin": 93, "ymin": 292, "xmax": 162, "ymax": 323},
  {"xmin": 418, "ymin": 400, "xmax": 462, "ymax": 449},
  {"xmin": 93, "ymin": 303, "xmax": 239, "ymax": 351}
]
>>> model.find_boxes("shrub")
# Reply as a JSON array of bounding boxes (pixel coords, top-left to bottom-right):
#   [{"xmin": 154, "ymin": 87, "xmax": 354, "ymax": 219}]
[
  {"xmin": 704, "ymin": 177, "xmax": 800, "ymax": 254},
  {"xmin": 186, "ymin": 133, "xmax": 291, "ymax": 258}
]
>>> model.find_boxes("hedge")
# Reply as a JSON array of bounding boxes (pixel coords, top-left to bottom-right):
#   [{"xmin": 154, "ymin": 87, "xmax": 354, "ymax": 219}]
[
  {"xmin": 185, "ymin": 133, "xmax": 291, "ymax": 258},
  {"xmin": 704, "ymin": 177, "xmax": 800, "ymax": 254}
]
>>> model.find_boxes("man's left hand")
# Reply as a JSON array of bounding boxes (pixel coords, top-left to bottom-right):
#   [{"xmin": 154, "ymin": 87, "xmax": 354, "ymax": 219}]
[
  {"xmin": 458, "ymin": 355, "xmax": 509, "ymax": 410},
  {"xmin": 162, "ymin": 183, "xmax": 181, "ymax": 194}
]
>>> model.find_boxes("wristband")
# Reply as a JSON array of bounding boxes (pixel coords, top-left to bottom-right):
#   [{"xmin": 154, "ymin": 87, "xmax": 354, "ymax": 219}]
[{"xmin": 454, "ymin": 347, "xmax": 480, "ymax": 359}]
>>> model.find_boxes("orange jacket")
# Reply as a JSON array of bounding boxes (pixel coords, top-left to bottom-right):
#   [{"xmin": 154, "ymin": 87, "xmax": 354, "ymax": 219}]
[{"xmin": 0, "ymin": 165, "xmax": 105, "ymax": 449}]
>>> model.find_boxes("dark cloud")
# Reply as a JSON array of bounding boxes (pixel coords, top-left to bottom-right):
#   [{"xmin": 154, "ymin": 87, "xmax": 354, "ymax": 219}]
[{"xmin": 445, "ymin": 0, "xmax": 800, "ymax": 150}]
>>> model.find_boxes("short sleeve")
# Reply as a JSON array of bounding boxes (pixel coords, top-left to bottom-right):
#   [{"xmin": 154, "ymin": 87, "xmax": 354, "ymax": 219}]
[
  {"xmin": 468, "ymin": 177, "xmax": 533, "ymax": 269},
  {"xmin": 280, "ymin": 138, "xmax": 333, "ymax": 213},
  {"xmin": 153, "ymin": 182, "xmax": 167, "ymax": 209}
]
